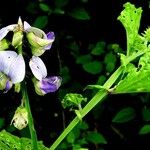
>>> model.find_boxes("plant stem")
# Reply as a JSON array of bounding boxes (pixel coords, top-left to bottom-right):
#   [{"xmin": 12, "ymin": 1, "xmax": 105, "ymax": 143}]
[
  {"xmin": 22, "ymin": 81, "xmax": 38, "ymax": 150},
  {"xmin": 49, "ymin": 66, "xmax": 123, "ymax": 150}
]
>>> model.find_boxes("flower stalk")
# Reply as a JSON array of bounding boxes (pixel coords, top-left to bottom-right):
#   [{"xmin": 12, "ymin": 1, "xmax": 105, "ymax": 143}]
[{"xmin": 21, "ymin": 81, "xmax": 38, "ymax": 150}]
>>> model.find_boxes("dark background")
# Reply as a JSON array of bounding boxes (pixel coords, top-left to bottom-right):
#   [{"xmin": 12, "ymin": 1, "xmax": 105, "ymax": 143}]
[{"xmin": 0, "ymin": 0, "xmax": 150, "ymax": 149}]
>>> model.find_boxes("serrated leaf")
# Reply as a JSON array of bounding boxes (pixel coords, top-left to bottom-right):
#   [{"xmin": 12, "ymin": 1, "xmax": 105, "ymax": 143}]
[
  {"xmin": 139, "ymin": 125, "xmax": 150, "ymax": 135},
  {"xmin": 83, "ymin": 61, "xmax": 102, "ymax": 74},
  {"xmin": 91, "ymin": 41, "xmax": 105, "ymax": 56},
  {"xmin": 86, "ymin": 132, "xmax": 107, "ymax": 144},
  {"xmin": 76, "ymin": 54, "xmax": 92, "ymax": 65},
  {"xmin": 115, "ymin": 52, "xmax": 150, "ymax": 93},
  {"xmin": 118, "ymin": 2, "xmax": 142, "ymax": 55},
  {"xmin": 69, "ymin": 8, "xmax": 90, "ymax": 20},
  {"xmin": 112, "ymin": 107, "xmax": 136, "ymax": 123},
  {"xmin": 33, "ymin": 16, "xmax": 48, "ymax": 29}
]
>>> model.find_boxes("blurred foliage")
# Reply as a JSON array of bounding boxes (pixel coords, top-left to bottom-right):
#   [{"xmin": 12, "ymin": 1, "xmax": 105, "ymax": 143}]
[{"xmin": 58, "ymin": 121, "xmax": 107, "ymax": 149}]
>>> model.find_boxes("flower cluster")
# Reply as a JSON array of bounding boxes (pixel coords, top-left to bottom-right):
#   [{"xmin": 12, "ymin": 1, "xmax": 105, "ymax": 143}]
[{"xmin": 0, "ymin": 17, "xmax": 61, "ymax": 95}]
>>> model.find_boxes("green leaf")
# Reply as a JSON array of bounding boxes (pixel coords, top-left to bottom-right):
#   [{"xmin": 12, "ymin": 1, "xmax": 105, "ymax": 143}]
[
  {"xmin": 0, "ymin": 118, "xmax": 5, "ymax": 129},
  {"xmin": 69, "ymin": 8, "xmax": 90, "ymax": 20},
  {"xmin": 142, "ymin": 108, "xmax": 150, "ymax": 121},
  {"xmin": 96, "ymin": 75, "xmax": 106, "ymax": 85},
  {"xmin": 39, "ymin": 3, "xmax": 52, "ymax": 13},
  {"xmin": 118, "ymin": 2, "xmax": 142, "ymax": 55},
  {"xmin": 76, "ymin": 54, "xmax": 92, "ymax": 65},
  {"xmin": 91, "ymin": 41, "xmax": 105, "ymax": 56},
  {"xmin": 33, "ymin": 16, "xmax": 48, "ymax": 29},
  {"xmin": 55, "ymin": 0, "xmax": 69, "ymax": 8},
  {"xmin": 112, "ymin": 107, "xmax": 136, "ymax": 123},
  {"xmin": 86, "ymin": 132, "xmax": 107, "ymax": 144},
  {"xmin": 139, "ymin": 125, "xmax": 150, "ymax": 135},
  {"xmin": 104, "ymin": 52, "xmax": 116, "ymax": 64},
  {"xmin": 0, "ymin": 130, "xmax": 49, "ymax": 150},
  {"xmin": 66, "ymin": 131, "xmax": 75, "ymax": 144},
  {"xmin": 83, "ymin": 61, "xmax": 102, "ymax": 74},
  {"xmin": 114, "ymin": 52, "xmax": 150, "ymax": 93},
  {"xmin": 62, "ymin": 93, "xmax": 86, "ymax": 108},
  {"xmin": 105, "ymin": 62, "xmax": 115, "ymax": 73}
]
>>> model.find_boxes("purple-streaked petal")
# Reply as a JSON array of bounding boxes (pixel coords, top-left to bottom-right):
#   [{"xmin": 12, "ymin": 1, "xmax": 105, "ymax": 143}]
[
  {"xmin": 8, "ymin": 54, "xmax": 25, "ymax": 83},
  {"xmin": 47, "ymin": 32, "xmax": 55, "ymax": 40},
  {"xmin": 0, "ymin": 51, "xmax": 18, "ymax": 74},
  {"xmin": 40, "ymin": 76, "xmax": 62, "ymax": 94},
  {"xmin": 44, "ymin": 32, "xmax": 55, "ymax": 50},
  {"xmin": 0, "ymin": 25, "xmax": 17, "ymax": 41},
  {"xmin": 29, "ymin": 56, "xmax": 47, "ymax": 80}
]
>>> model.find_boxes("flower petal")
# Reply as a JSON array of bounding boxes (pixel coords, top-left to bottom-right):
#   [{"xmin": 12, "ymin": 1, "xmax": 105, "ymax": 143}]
[
  {"xmin": 45, "ymin": 32, "xmax": 55, "ymax": 50},
  {"xmin": 29, "ymin": 56, "xmax": 47, "ymax": 80},
  {"xmin": 40, "ymin": 76, "xmax": 62, "ymax": 94},
  {"xmin": 24, "ymin": 21, "xmax": 47, "ymax": 39},
  {"xmin": 8, "ymin": 54, "xmax": 25, "ymax": 83},
  {"xmin": 23, "ymin": 21, "xmax": 31, "ymax": 31},
  {"xmin": 0, "ymin": 51, "xmax": 18, "ymax": 74},
  {"xmin": 0, "ymin": 25, "xmax": 17, "ymax": 41}
]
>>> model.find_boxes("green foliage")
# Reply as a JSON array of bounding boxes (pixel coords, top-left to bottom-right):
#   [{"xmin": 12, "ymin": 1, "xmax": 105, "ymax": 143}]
[
  {"xmin": 69, "ymin": 8, "xmax": 90, "ymax": 20},
  {"xmin": 54, "ymin": 0, "xmax": 69, "ymax": 8},
  {"xmin": 33, "ymin": 16, "xmax": 48, "ymax": 29},
  {"xmin": 91, "ymin": 41, "xmax": 105, "ymax": 56},
  {"xmin": 83, "ymin": 61, "xmax": 103, "ymax": 75},
  {"xmin": 86, "ymin": 132, "xmax": 107, "ymax": 144},
  {"xmin": 76, "ymin": 54, "xmax": 92, "ymax": 65},
  {"xmin": 112, "ymin": 107, "xmax": 136, "ymax": 123},
  {"xmin": 0, "ymin": 130, "xmax": 48, "ymax": 150},
  {"xmin": 139, "ymin": 125, "xmax": 150, "ymax": 135},
  {"xmin": 142, "ymin": 107, "xmax": 150, "ymax": 121},
  {"xmin": 62, "ymin": 93, "xmax": 87, "ymax": 109},
  {"xmin": 39, "ymin": 3, "xmax": 52, "ymax": 13},
  {"xmin": 58, "ymin": 121, "xmax": 106, "ymax": 149},
  {"xmin": 118, "ymin": 2, "xmax": 143, "ymax": 55},
  {"xmin": 0, "ymin": 118, "xmax": 5, "ymax": 129}
]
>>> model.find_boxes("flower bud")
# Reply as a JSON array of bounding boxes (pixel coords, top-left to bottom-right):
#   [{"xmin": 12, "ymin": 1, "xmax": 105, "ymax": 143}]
[
  {"xmin": 12, "ymin": 31, "xmax": 23, "ymax": 49},
  {"xmin": 0, "ymin": 39, "xmax": 10, "ymax": 51},
  {"xmin": 11, "ymin": 106, "xmax": 28, "ymax": 130},
  {"xmin": 0, "ymin": 72, "xmax": 12, "ymax": 91}
]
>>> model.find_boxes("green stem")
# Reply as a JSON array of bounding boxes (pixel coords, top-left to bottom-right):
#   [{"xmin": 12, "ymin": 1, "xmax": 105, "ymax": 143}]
[
  {"xmin": 49, "ymin": 66, "xmax": 123, "ymax": 150},
  {"xmin": 22, "ymin": 81, "xmax": 38, "ymax": 150}
]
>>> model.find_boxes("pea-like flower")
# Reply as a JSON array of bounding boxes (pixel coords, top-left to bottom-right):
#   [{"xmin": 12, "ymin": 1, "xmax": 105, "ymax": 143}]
[
  {"xmin": 30, "ymin": 56, "xmax": 62, "ymax": 95},
  {"xmin": 0, "ymin": 51, "xmax": 25, "ymax": 91},
  {"xmin": 24, "ymin": 21, "xmax": 55, "ymax": 56}
]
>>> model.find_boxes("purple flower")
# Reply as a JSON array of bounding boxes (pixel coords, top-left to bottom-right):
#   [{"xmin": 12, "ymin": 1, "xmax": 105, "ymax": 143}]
[
  {"xmin": 24, "ymin": 22, "xmax": 55, "ymax": 56},
  {"xmin": 40, "ymin": 76, "xmax": 62, "ymax": 94},
  {"xmin": 29, "ymin": 56, "xmax": 62, "ymax": 95}
]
